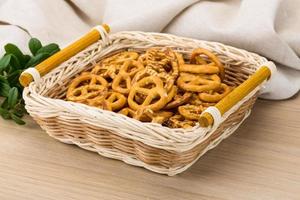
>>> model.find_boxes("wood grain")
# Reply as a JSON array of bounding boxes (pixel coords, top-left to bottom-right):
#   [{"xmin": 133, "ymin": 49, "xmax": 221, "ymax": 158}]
[{"xmin": 0, "ymin": 95, "xmax": 299, "ymax": 200}]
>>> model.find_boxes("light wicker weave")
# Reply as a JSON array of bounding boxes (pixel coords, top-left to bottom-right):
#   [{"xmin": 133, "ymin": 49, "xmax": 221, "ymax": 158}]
[{"xmin": 23, "ymin": 31, "xmax": 268, "ymax": 175}]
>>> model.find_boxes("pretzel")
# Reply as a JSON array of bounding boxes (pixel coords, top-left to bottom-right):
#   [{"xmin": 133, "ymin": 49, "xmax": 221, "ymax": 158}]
[
  {"xmin": 178, "ymin": 104, "xmax": 207, "ymax": 121},
  {"xmin": 134, "ymin": 108, "xmax": 173, "ymax": 123},
  {"xmin": 67, "ymin": 74, "xmax": 108, "ymax": 102},
  {"xmin": 176, "ymin": 52, "xmax": 185, "ymax": 65},
  {"xmin": 145, "ymin": 48, "xmax": 177, "ymax": 67},
  {"xmin": 190, "ymin": 48, "xmax": 225, "ymax": 80},
  {"xmin": 179, "ymin": 63, "xmax": 220, "ymax": 74},
  {"xmin": 193, "ymin": 56, "xmax": 208, "ymax": 65},
  {"xmin": 91, "ymin": 51, "xmax": 139, "ymax": 79},
  {"xmin": 91, "ymin": 64, "xmax": 118, "ymax": 79},
  {"xmin": 119, "ymin": 107, "xmax": 172, "ymax": 124},
  {"xmin": 67, "ymin": 48, "xmax": 228, "ymax": 129},
  {"xmin": 189, "ymin": 93, "xmax": 216, "ymax": 107},
  {"xmin": 165, "ymin": 115, "xmax": 196, "ymax": 129},
  {"xmin": 112, "ymin": 60, "xmax": 144, "ymax": 94},
  {"xmin": 133, "ymin": 68, "xmax": 175, "ymax": 92},
  {"xmin": 87, "ymin": 91, "xmax": 126, "ymax": 111},
  {"xmin": 119, "ymin": 107, "xmax": 138, "ymax": 118},
  {"xmin": 198, "ymin": 83, "xmax": 231, "ymax": 103},
  {"xmin": 142, "ymin": 109, "xmax": 173, "ymax": 124},
  {"xmin": 102, "ymin": 51, "xmax": 139, "ymax": 65},
  {"xmin": 136, "ymin": 48, "xmax": 179, "ymax": 91},
  {"xmin": 164, "ymin": 90, "xmax": 192, "ymax": 110},
  {"xmin": 128, "ymin": 76, "xmax": 168, "ymax": 111},
  {"xmin": 134, "ymin": 85, "xmax": 177, "ymax": 106},
  {"xmin": 177, "ymin": 73, "xmax": 221, "ymax": 92}
]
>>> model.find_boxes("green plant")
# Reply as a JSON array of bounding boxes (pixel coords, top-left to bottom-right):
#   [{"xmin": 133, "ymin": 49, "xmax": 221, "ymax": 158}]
[{"xmin": 0, "ymin": 38, "xmax": 60, "ymax": 124}]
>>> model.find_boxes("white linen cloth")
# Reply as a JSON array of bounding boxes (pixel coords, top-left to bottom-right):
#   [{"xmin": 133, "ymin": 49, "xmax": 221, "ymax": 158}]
[{"xmin": 0, "ymin": 0, "xmax": 299, "ymax": 99}]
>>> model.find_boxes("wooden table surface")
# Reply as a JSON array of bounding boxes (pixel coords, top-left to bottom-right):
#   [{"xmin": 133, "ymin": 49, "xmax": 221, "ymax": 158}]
[{"xmin": 0, "ymin": 95, "xmax": 299, "ymax": 200}]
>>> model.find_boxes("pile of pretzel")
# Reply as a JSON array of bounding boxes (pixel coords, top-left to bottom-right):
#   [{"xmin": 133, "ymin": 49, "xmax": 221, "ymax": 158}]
[{"xmin": 66, "ymin": 48, "xmax": 232, "ymax": 128}]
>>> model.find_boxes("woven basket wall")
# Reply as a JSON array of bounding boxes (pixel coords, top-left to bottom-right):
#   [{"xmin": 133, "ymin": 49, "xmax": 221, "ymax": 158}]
[{"xmin": 23, "ymin": 31, "xmax": 268, "ymax": 175}]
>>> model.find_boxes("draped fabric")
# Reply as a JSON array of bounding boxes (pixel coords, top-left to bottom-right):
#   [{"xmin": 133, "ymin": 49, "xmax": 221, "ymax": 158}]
[{"xmin": 0, "ymin": 0, "xmax": 299, "ymax": 99}]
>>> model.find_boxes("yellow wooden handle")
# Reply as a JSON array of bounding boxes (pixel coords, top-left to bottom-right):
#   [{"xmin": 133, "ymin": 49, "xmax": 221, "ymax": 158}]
[
  {"xmin": 19, "ymin": 24, "xmax": 110, "ymax": 87},
  {"xmin": 199, "ymin": 66, "xmax": 272, "ymax": 127}
]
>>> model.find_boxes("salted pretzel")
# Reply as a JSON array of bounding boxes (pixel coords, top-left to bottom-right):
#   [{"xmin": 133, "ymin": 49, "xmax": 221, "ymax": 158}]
[
  {"xmin": 112, "ymin": 60, "xmax": 144, "ymax": 94},
  {"xmin": 190, "ymin": 48, "xmax": 225, "ymax": 80},
  {"xmin": 119, "ymin": 107, "xmax": 172, "ymax": 124},
  {"xmin": 198, "ymin": 83, "xmax": 231, "ymax": 103},
  {"xmin": 144, "ymin": 48, "xmax": 177, "ymax": 67},
  {"xmin": 165, "ymin": 115, "xmax": 196, "ymax": 129},
  {"xmin": 178, "ymin": 104, "xmax": 207, "ymax": 121},
  {"xmin": 133, "ymin": 84, "xmax": 177, "ymax": 106},
  {"xmin": 67, "ymin": 74, "xmax": 108, "ymax": 102},
  {"xmin": 177, "ymin": 73, "xmax": 221, "ymax": 92},
  {"xmin": 67, "ymin": 48, "xmax": 230, "ymax": 129},
  {"xmin": 87, "ymin": 91, "xmax": 126, "ymax": 111},
  {"xmin": 164, "ymin": 90, "xmax": 192, "ymax": 110},
  {"xmin": 128, "ymin": 76, "xmax": 168, "ymax": 111},
  {"xmin": 142, "ymin": 109, "xmax": 173, "ymax": 124},
  {"xmin": 136, "ymin": 48, "xmax": 179, "ymax": 91},
  {"xmin": 134, "ymin": 108, "xmax": 173, "ymax": 124},
  {"xmin": 133, "ymin": 68, "xmax": 175, "ymax": 92}
]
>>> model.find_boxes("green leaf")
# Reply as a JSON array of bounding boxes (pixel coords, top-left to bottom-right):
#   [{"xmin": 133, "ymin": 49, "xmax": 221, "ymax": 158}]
[
  {"xmin": 29, "ymin": 38, "xmax": 42, "ymax": 55},
  {"xmin": 0, "ymin": 76, "xmax": 11, "ymax": 97},
  {"xmin": 7, "ymin": 69, "xmax": 22, "ymax": 86},
  {"xmin": 4, "ymin": 43, "xmax": 25, "ymax": 64},
  {"xmin": 0, "ymin": 107, "xmax": 10, "ymax": 119},
  {"xmin": 0, "ymin": 54, "xmax": 12, "ymax": 72},
  {"xmin": 10, "ymin": 113, "xmax": 25, "ymax": 125},
  {"xmin": 23, "ymin": 55, "xmax": 31, "ymax": 64},
  {"xmin": 7, "ymin": 87, "xmax": 19, "ymax": 108},
  {"xmin": 10, "ymin": 54, "xmax": 21, "ymax": 70},
  {"xmin": 25, "ymin": 53, "xmax": 50, "ymax": 68},
  {"xmin": 1, "ymin": 98, "xmax": 9, "ymax": 109},
  {"xmin": 36, "ymin": 43, "xmax": 59, "ymax": 55}
]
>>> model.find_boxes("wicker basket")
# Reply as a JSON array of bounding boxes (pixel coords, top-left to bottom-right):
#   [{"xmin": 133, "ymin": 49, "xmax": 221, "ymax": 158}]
[{"xmin": 20, "ymin": 25, "xmax": 275, "ymax": 175}]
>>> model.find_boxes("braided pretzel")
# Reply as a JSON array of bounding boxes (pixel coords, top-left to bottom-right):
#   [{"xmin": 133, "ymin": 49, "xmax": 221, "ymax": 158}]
[
  {"xmin": 165, "ymin": 115, "xmax": 196, "ymax": 129},
  {"xmin": 128, "ymin": 76, "xmax": 168, "ymax": 111},
  {"xmin": 87, "ymin": 91, "xmax": 126, "ymax": 111},
  {"xmin": 178, "ymin": 104, "xmax": 207, "ymax": 121},
  {"xmin": 177, "ymin": 73, "xmax": 221, "ymax": 92},
  {"xmin": 112, "ymin": 60, "xmax": 144, "ymax": 94},
  {"xmin": 67, "ymin": 74, "xmax": 108, "ymax": 102},
  {"xmin": 198, "ymin": 83, "xmax": 231, "ymax": 103},
  {"xmin": 190, "ymin": 48, "xmax": 225, "ymax": 80}
]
